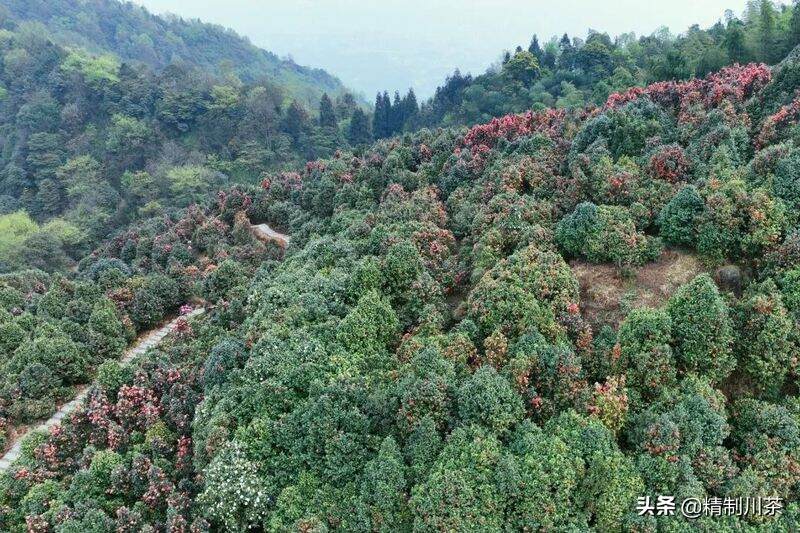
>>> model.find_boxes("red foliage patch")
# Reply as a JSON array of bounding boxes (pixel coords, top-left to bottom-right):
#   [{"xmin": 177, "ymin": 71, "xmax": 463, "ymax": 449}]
[
  {"xmin": 605, "ymin": 63, "xmax": 771, "ymax": 112},
  {"xmin": 648, "ymin": 144, "xmax": 692, "ymax": 182}
]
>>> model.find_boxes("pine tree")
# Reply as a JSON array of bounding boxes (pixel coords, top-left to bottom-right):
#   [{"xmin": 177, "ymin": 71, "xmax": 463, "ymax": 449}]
[
  {"xmin": 558, "ymin": 33, "xmax": 576, "ymax": 70},
  {"xmin": 390, "ymin": 91, "xmax": 403, "ymax": 134},
  {"xmin": 402, "ymin": 88, "xmax": 419, "ymax": 130},
  {"xmin": 528, "ymin": 35, "xmax": 543, "ymax": 62},
  {"xmin": 372, "ymin": 92, "xmax": 386, "ymax": 138},
  {"xmin": 318, "ymin": 93, "xmax": 337, "ymax": 128},
  {"xmin": 335, "ymin": 92, "xmax": 357, "ymax": 120},
  {"xmin": 281, "ymin": 100, "xmax": 312, "ymax": 155},
  {"xmin": 542, "ymin": 42, "xmax": 557, "ymax": 69},
  {"xmin": 348, "ymin": 107, "xmax": 372, "ymax": 146}
]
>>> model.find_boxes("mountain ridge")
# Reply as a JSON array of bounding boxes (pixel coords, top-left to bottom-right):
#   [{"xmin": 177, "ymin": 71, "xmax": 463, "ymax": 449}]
[{"xmin": 0, "ymin": 0, "xmax": 355, "ymax": 107}]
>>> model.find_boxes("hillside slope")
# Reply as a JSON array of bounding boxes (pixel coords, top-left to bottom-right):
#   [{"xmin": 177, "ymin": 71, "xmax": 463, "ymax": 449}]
[
  {"xmin": 0, "ymin": 0, "xmax": 351, "ymax": 107},
  {"xmin": 3, "ymin": 50, "xmax": 800, "ymax": 531},
  {"xmin": 0, "ymin": 17, "xmax": 362, "ymax": 272}
]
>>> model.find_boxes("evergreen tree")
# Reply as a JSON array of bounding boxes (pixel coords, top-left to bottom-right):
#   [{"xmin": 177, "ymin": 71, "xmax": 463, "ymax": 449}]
[
  {"xmin": 528, "ymin": 35, "xmax": 543, "ymax": 62},
  {"xmin": 724, "ymin": 18, "xmax": 749, "ymax": 63},
  {"xmin": 348, "ymin": 107, "xmax": 372, "ymax": 146},
  {"xmin": 391, "ymin": 91, "xmax": 403, "ymax": 134},
  {"xmin": 558, "ymin": 33, "xmax": 576, "ymax": 70},
  {"xmin": 335, "ymin": 92, "xmax": 357, "ymax": 120},
  {"xmin": 372, "ymin": 92, "xmax": 385, "ymax": 139},
  {"xmin": 759, "ymin": 0, "xmax": 778, "ymax": 63},
  {"xmin": 789, "ymin": 1, "xmax": 800, "ymax": 52},
  {"xmin": 666, "ymin": 274, "xmax": 735, "ymax": 383},
  {"xmin": 542, "ymin": 42, "xmax": 558, "ymax": 69},
  {"xmin": 319, "ymin": 93, "xmax": 337, "ymax": 128},
  {"xmin": 373, "ymin": 91, "xmax": 392, "ymax": 139},
  {"xmin": 402, "ymin": 89, "xmax": 419, "ymax": 130},
  {"xmin": 503, "ymin": 51, "xmax": 541, "ymax": 86},
  {"xmin": 281, "ymin": 100, "xmax": 312, "ymax": 155}
]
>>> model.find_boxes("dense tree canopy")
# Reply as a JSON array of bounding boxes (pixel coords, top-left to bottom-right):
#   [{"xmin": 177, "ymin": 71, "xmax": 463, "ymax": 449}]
[{"xmin": 2, "ymin": 1, "xmax": 800, "ymax": 531}]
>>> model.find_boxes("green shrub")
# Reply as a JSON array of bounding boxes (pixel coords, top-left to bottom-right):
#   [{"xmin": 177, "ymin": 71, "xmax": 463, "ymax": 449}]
[
  {"xmin": 657, "ymin": 185, "xmax": 704, "ymax": 246},
  {"xmin": 666, "ymin": 274, "xmax": 735, "ymax": 383},
  {"xmin": 555, "ymin": 202, "xmax": 661, "ymax": 267},
  {"xmin": 204, "ymin": 338, "xmax": 247, "ymax": 389},
  {"xmin": 617, "ymin": 308, "xmax": 676, "ymax": 398},
  {"xmin": 457, "ymin": 366, "xmax": 524, "ymax": 433},
  {"xmin": 733, "ymin": 280, "xmax": 795, "ymax": 393}
]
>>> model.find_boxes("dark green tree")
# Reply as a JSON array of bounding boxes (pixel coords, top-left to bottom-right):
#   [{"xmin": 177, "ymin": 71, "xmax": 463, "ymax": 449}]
[
  {"xmin": 528, "ymin": 35, "xmax": 543, "ymax": 62},
  {"xmin": 724, "ymin": 18, "xmax": 749, "ymax": 63},
  {"xmin": 788, "ymin": 1, "xmax": 800, "ymax": 52},
  {"xmin": 759, "ymin": 0, "xmax": 779, "ymax": 63},
  {"xmin": 318, "ymin": 93, "xmax": 337, "ymax": 128},
  {"xmin": 666, "ymin": 274, "xmax": 735, "ymax": 383},
  {"xmin": 657, "ymin": 185, "xmax": 704, "ymax": 247},
  {"xmin": 373, "ymin": 91, "xmax": 391, "ymax": 139},
  {"xmin": 348, "ymin": 107, "xmax": 372, "ymax": 145}
]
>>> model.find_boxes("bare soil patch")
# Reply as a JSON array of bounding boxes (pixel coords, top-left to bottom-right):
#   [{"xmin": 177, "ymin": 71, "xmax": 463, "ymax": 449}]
[{"xmin": 571, "ymin": 249, "xmax": 705, "ymax": 328}]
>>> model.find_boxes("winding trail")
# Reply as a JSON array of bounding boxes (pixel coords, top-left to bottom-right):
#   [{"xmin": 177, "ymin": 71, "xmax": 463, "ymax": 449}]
[
  {"xmin": 252, "ymin": 223, "xmax": 290, "ymax": 247},
  {"xmin": 0, "ymin": 308, "xmax": 204, "ymax": 471}
]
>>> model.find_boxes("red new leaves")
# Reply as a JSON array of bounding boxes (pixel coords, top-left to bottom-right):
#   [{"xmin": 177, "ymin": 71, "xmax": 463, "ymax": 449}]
[
  {"xmin": 648, "ymin": 144, "xmax": 692, "ymax": 183},
  {"xmin": 606, "ymin": 63, "xmax": 771, "ymax": 112},
  {"xmin": 757, "ymin": 97, "xmax": 800, "ymax": 148}
]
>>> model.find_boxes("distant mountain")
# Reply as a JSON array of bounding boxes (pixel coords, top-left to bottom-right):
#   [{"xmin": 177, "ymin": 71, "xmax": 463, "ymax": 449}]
[{"xmin": 0, "ymin": 0, "xmax": 353, "ymax": 107}]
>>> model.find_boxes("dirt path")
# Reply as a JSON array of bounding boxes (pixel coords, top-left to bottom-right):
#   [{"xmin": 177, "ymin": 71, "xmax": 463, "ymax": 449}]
[
  {"xmin": 252, "ymin": 223, "xmax": 290, "ymax": 247},
  {"xmin": 0, "ymin": 308, "xmax": 204, "ymax": 471}
]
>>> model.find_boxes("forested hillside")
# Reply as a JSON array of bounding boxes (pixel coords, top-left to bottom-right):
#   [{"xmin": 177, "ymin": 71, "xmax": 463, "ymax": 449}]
[
  {"xmin": 0, "ymin": 0, "xmax": 351, "ymax": 107},
  {"xmin": 0, "ymin": 17, "xmax": 363, "ymax": 272},
  {"xmin": 375, "ymin": 0, "xmax": 800, "ymax": 134},
  {"xmin": 5, "ymin": 0, "xmax": 798, "ymax": 279},
  {"xmin": 2, "ymin": 28, "xmax": 800, "ymax": 528}
]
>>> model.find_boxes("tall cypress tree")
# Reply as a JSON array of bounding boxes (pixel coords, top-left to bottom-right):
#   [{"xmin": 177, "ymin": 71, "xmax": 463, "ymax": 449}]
[
  {"xmin": 281, "ymin": 100, "xmax": 312, "ymax": 155},
  {"xmin": 319, "ymin": 93, "xmax": 337, "ymax": 128},
  {"xmin": 372, "ymin": 92, "xmax": 387, "ymax": 138},
  {"xmin": 403, "ymin": 89, "xmax": 418, "ymax": 120},
  {"xmin": 558, "ymin": 33, "xmax": 575, "ymax": 70},
  {"xmin": 391, "ymin": 91, "xmax": 403, "ymax": 134},
  {"xmin": 348, "ymin": 107, "xmax": 372, "ymax": 146},
  {"xmin": 528, "ymin": 35, "xmax": 543, "ymax": 62}
]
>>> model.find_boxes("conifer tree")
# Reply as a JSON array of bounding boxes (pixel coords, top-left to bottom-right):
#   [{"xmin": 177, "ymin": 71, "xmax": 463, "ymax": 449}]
[
  {"xmin": 373, "ymin": 91, "xmax": 393, "ymax": 139},
  {"xmin": 318, "ymin": 93, "xmax": 337, "ymax": 128},
  {"xmin": 558, "ymin": 33, "xmax": 576, "ymax": 70},
  {"xmin": 372, "ymin": 92, "xmax": 385, "ymax": 139},
  {"xmin": 281, "ymin": 100, "xmax": 311, "ymax": 145},
  {"xmin": 348, "ymin": 107, "xmax": 372, "ymax": 146},
  {"xmin": 528, "ymin": 35, "xmax": 543, "ymax": 62},
  {"xmin": 402, "ymin": 88, "xmax": 419, "ymax": 129},
  {"xmin": 391, "ymin": 91, "xmax": 403, "ymax": 134}
]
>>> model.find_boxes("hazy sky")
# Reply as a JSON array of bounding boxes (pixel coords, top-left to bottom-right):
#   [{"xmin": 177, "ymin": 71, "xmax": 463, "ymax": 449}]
[{"xmin": 133, "ymin": 0, "xmax": 760, "ymax": 99}]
